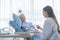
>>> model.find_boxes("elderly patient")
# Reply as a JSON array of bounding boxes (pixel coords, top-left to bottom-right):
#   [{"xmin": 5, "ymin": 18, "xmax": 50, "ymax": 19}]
[
  {"xmin": 19, "ymin": 14, "xmax": 35, "ymax": 31},
  {"xmin": 9, "ymin": 13, "xmax": 40, "ymax": 40}
]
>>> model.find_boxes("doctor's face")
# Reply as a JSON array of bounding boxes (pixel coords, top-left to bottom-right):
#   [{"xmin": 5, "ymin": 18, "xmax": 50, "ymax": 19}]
[{"xmin": 43, "ymin": 10, "xmax": 48, "ymax": 18}]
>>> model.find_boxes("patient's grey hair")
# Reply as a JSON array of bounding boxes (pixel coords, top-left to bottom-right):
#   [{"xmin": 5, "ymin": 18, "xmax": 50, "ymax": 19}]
[{"xmin": 19, "ymin": 14, "xmax": 25, "ymax": 18}]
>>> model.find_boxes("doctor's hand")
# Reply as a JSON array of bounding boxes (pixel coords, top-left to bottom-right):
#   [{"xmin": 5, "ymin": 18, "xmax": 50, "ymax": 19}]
[{"xmin": 36, "ymin": 25, "xmax": 42, "ymax": 30}]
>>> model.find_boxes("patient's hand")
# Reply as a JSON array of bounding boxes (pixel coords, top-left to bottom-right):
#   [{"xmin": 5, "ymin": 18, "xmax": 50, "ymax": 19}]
[{"xmin": 36, "ymin": 25, "xmax": 42, "ymax": 30}]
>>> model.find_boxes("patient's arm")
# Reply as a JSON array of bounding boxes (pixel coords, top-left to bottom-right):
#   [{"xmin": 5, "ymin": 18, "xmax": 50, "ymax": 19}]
[
  {"xmin": 25, "ymin": 29, "xmax": 39, "ymax": 33},
  {"xmin": 34, "ymin": 29, "xmax": 39, "ymax": 33}
]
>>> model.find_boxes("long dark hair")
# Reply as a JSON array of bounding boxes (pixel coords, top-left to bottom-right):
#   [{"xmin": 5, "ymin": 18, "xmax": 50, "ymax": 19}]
[{"xmin": 43, "ymin": 6, "xmax": 60, "ymax": 32}]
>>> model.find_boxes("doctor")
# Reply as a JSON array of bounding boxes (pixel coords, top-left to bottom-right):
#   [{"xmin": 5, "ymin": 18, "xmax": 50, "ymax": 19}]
[{"xmin": 39, "ymin": 6, "xmax": 59, "ymax": 40}]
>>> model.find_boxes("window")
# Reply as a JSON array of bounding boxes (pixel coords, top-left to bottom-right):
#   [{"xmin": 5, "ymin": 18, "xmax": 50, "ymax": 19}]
[
  {"xmin": 0, "ymin": 0, "xmax": 10, "ymax": 28},
  {"xmin": 0, "ymin": 0, "xmax": 60, "ymax": 28}
]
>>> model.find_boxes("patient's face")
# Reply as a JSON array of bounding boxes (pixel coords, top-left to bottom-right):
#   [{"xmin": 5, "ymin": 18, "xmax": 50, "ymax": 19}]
[{"xmin": 20, "ymin": 15, "xmax": 26, "ymax": 22}]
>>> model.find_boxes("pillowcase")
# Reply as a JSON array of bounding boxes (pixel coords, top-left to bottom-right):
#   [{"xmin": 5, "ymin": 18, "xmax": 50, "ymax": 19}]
[
  {"xmin": 13, "ymin": 13, "xmax": 22, "ymax": 27},
  {"xmin": 9, "ymin": 21, "xmax": 24, "ymax": 32}
]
